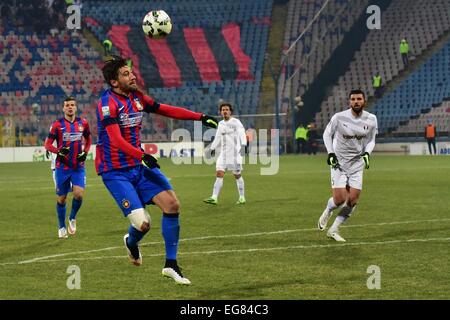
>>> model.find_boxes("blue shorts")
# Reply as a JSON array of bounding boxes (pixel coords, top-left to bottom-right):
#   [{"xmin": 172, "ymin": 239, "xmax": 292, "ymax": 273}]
[
  {"xmin": 101, "ymin": 165, "xmax": 173, "ymax": 217},
  {"xmin": 54, "ymin": 167, "xmax": 86, "ymax": 196}
]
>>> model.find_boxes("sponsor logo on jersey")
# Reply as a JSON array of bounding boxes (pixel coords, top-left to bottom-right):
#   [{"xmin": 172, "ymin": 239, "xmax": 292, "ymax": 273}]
[
  {"xmin": 63, "ymin": 132, "xmax": 83, "ymax": 142},
  {"xmin": 119, "ymin": 112, "xmax": 143, "ymax": 128},
  {"xmin": 343, "ymin": 134, "xmax": 366, "ymax": 140}
]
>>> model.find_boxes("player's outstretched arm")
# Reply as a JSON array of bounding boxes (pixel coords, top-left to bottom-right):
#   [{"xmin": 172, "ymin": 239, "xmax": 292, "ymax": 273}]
[
  {"xmin": 139, "ymin": 93, "xmax": 218, "ymax": 128},
  {"xmin": 155, "ymin": 103, "xmax": 218, "ymax": 128}
]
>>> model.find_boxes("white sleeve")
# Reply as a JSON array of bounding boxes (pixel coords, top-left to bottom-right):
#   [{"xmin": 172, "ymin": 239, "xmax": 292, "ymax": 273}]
[
  {"xmin": 365, "ymin": 116, "xmax": 378, "ymax": 154},
  {"xmin": 209, "ymin": 124, "xmax": 221, "ymax": 151},
  {"xmin": 323, "ymin": 115, "xmax": 338, "ymax": 154},
  {"xmin": 237, "ymin": 120, "xmax": 247, "ymax": 146}
]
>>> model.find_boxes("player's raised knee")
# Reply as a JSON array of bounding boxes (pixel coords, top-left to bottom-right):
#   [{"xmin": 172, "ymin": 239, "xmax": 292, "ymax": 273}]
[{"xmin": 128, "ymin": 208, "xmax": 152, "ymax": 232}]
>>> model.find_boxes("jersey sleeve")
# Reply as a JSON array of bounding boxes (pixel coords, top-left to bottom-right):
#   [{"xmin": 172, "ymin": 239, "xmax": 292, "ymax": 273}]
[
  {"xmin": 137, "ymin": 91, "xmax": 202, "ymax": 120},
  {"xmin": 323, "ymin": 114, "xmax": 338, "ymax": 154},
  {"xmin": 365, "ymin": 115, "xmax": 378, "ymax": 154},
  {"xmin": 236, "ymin": 119, "xmax": 247, "ymax": 146},
  {"xmin": 47, "ymin": 121, "xmax": 58, "ymax": 140},
  {"xmin": 44, "ymin": 121, "xmax": 60, "ymax": 153},
  {"xmin": 210, "ymin": 123, "xmax": 222, "ymax": 151},
  {"xmin": 82, "ymin": 119, "xmax": 92, "ymax": 153},
  {"xmin": 82, "ymin": 119, "xmax": 91, "ymax": 138},
  {"xmin": 137, "ymin": 91, "xmax": 161, "ymax": 113},
  {"xmin": 98, "ymin": 96, "xmax": 119, "ymax": 127}
]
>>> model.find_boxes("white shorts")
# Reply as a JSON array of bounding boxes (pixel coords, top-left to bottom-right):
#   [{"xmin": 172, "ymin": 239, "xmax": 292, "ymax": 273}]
[
  {"xmin": 330, "ymin": 167, "xmax": 363, "ymax": 190},
  {"xmin": 216, "ymin": 158, "xmax": 242, "ymax": 175}
]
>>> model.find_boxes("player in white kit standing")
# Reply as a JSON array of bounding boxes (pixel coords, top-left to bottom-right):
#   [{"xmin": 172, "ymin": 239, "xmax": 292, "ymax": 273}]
[
  {"xmin": 318, "ymin": 89, "xmax": 378, "ymax": 242},
  {"xmin": 204, "ymin": 102, "xmax": 247, "ymax": 205}
]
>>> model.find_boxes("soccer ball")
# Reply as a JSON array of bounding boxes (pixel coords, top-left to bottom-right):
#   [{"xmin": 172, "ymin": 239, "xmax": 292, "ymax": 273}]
[{"xmin": 142, "ymin": 10, "xmax": 172, "ymax": 39}]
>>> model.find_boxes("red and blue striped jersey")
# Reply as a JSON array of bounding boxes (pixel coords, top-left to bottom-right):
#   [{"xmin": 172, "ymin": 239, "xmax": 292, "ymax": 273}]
[
  {"xmin": 47, "ymin": 117, "xmax": 91, "ymax": 170},
  {"xmin": 95, "ymin": 89, "xmax": 159, "ymax": 174}
]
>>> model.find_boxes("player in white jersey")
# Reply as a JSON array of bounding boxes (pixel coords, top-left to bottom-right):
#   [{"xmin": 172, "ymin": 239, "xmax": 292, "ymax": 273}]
[
  {"xmin": 317, "ymin": 89, "xmax": 378, "ymax": 242},
  {"xmin": 204, "ymin": 102, "xmax": 247, "ymax": 205}
]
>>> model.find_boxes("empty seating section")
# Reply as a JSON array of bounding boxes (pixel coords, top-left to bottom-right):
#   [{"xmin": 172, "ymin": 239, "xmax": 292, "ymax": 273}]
[
  {"xmin": 393, "ymin": 101, "xmax": 450, "ymax": 136},
  {"xmin": 372, "ymin": 40, "xmax": 450, "ymax": 134},
  {"xmin": 315, "ymin": 0, "xmax": 450, "ymax": 132},
  {"xmin": 0, "ymin": 29, "xmax": 104, "ymax": 143},
  {"xmin": 283, "ymin": 0, "xmax": 369, "ymax": 98},
  {"xmin": 83, "ymin": 0, "xmax": 273, "ymax": 129}
]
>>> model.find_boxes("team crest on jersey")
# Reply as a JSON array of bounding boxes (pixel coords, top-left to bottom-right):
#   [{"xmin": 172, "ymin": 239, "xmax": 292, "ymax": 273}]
[
  {"xmin": 134, "ymin": 99, "xmax": 143, "ymax": 111},
  {"xmin": 122, "ymin": 199, "xmax": 130, "ymax": 209},
  {"xmin": 78, "ymin": 125, "xmax": 84, "ymax": 132}
]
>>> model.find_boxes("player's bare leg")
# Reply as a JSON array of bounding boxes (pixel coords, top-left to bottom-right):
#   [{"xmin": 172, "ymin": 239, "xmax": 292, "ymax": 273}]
[
  {"xmin": 327, "ymin": 187, "xmax": 360, "ymax": 242},
  {"xmin": 204, "ymin": 170, "xmax": 224, "ymax": 205},
  {"xmin": 68, "ymin": 186, "xmax": 84, "ymax": 235},
  {"xmin": 318, "ymin": 188, "xmax": 346, "ymax": 231},
  {"xmin": 153, "ymin": 190, "xmax": 191, "ymax": 285}
]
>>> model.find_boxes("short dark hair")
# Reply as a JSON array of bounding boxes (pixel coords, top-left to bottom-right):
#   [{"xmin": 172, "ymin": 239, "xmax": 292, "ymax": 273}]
[
  {"xmin": 64, "ymin": 96, "xmax": 76, "ymax": 103},
  {"xmin": 102, "ymin": 55, "xmax": 127, "ymax": 86},
  {"xmin": 219, "ymin": 102, "xmax": 233, "ymax": 113},
  {"xmin": 348, "ymin": 89, "xmax": 366, "ymax": 100}
]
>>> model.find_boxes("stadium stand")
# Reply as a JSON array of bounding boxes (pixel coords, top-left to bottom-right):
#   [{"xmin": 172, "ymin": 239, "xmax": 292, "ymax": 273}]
[
  {"xmin": 0, "ymin": 27, "xmax": 104, "ymax": 145},
  {"xmin": 282, "ymin": 0, "xmax": 370, "ymax": 98},
  {"xmin": 393, "ymin": 100, "xmax": 450, "ymax": 137},
  {"xmin": 0, "ymin": 0, "xmax": 273, "ymax": 145},
  {"xmin": 0, "ymin": 0, "xmax": 273, "ymax": 146},
  {"xmin": 314, "ymin": 0, "xmax": 450, "ymax": 132},
  {"xmin": 82, "ymin": 0, "xmax": 273, "ymax": 131},
  {"xmin": 375, "ymin": 40, "xmax": 450, "ymax": 135}
]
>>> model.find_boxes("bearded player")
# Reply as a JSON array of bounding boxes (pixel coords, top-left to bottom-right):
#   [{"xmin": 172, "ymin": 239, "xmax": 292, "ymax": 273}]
[
  {"xmin": 317, "ymin": 89, "xmax": 378, "ymax": 242},
  {"xmin": 96, "ymin": 56, "xmax": 218, "ymax": 285}
]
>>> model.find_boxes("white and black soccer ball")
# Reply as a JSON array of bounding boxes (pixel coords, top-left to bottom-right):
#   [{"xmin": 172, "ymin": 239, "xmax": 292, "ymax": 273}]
[{"xmin": 142, "ymin": 10, "xmax": 172, "ymax": 40}]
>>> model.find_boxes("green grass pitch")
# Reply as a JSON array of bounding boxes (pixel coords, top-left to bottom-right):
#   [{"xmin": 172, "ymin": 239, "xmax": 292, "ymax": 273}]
[{"xmin": 0, "ymin": 155, "xmax": 449, "ymax": 299}]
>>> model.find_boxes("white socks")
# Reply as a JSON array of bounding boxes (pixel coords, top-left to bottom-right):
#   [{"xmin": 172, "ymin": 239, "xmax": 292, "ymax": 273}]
[
  {"xmin": 212, "ymin": 177, "xmax": 245, "ymax": 199},
  {"xmin": 236, "ymin": 177, "xmax": 245, "ymax": 197},
  {"xmin": 326, "ymin": 197, "xmax": 338, "ymax": 212},
  {"xmin": 212, "ymin": 177, "xmax": 223, "ymax": 198},
  {"xmin": 329, "ymin": 203, "xmax": 355, "ymax": 232}
]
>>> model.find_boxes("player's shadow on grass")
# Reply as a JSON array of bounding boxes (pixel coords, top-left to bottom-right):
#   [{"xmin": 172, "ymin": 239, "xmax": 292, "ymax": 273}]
[{"xmin": 197, "ymin": 278, "xmax": 306, "ymax": 299}]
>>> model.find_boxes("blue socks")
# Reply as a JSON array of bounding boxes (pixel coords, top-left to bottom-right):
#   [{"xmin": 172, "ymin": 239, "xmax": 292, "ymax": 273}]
[
  {"xmin": 69, "ymin": 198, "xmax": 82, "ymax": 221},
  {"xmin": 124, "ymin": 212, "xmax": 180, "ymax": 262},
  {"xmin": 161, "ymin": 213, "xmax": 180, "ymax": 260},
  {"xmin": 56, "ymin": 202, "xmax": 66, "ymax": 229},
  {"xmin": 57, "ymin": 198, "xmax": 82, "ymax": 229},
  {"xmin": 127, "ymin": 225, "xmax": 147, "ymax": 247}
]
